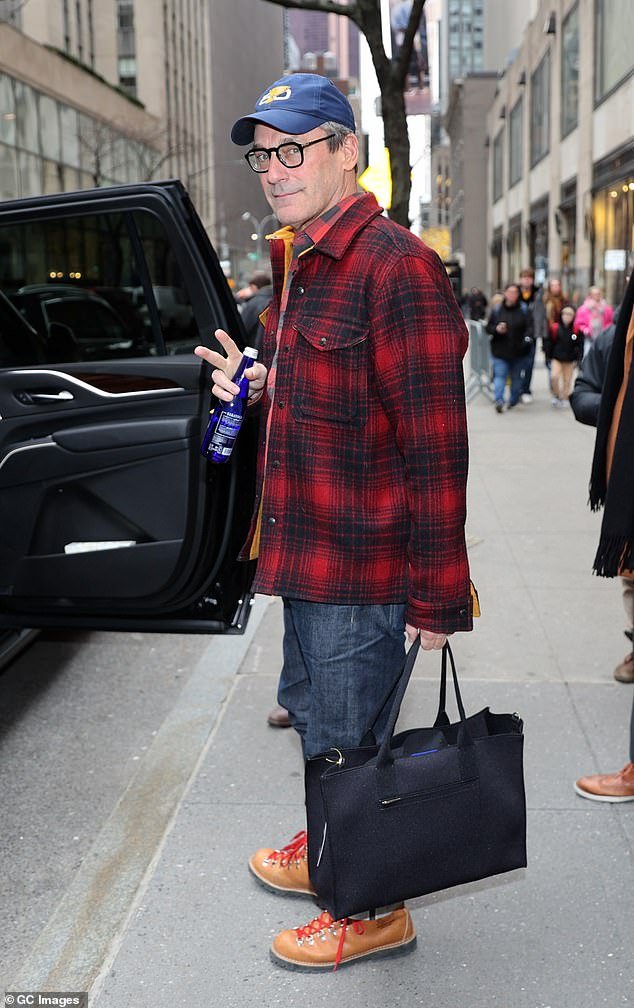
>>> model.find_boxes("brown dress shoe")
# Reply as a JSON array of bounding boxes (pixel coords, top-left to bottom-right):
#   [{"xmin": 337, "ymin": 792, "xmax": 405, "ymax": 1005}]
[
  {"xmin": 574, "ymin": 762, "xmax": 634, "ymax": 802},
  {"xmin": 271, "ymin": 907, "xmax": 416, "ymax": 971},
  {"xmin": 248, "ymin": 830, "xmax": 316, "ymax": 897},
  {"xmin": 614, "ymin": 652, "xmax": 634, "ymax": 683},
  {"xmin": 267, "ymin": 705, "xmax": 292, "ymax": 728}
]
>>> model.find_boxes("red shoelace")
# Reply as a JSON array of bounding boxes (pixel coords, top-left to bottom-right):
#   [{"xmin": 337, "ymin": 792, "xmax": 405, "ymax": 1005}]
[
  {"xmin": 295, "ymin": 910, "xmax": 365, "ymax": 970},
  {"xmin": 269, "ymin": 829, "xmax": 308, "ymax": 868}
]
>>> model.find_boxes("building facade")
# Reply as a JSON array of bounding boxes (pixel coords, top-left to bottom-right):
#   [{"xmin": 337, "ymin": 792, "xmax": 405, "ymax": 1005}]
[
  {"xmin": 0, "ymin": 19, "xmax": 160, "ymax": 203},
  {"xmin": 445, "ymin": 71, "xmax": 497, "ymax": 291},
  {"xmin": 0, "ymin": 1, "xmax": 286, "ymax": 277},
  {"xmin": 487, "ymin": 0, "xmax": 634, "ymax": 304}
]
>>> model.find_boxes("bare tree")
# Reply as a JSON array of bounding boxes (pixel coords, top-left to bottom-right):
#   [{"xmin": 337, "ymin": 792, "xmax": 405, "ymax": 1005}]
[
  {"xmin": 260, "ymin": 0, "xmax": 426, "ymax": 228},
  {"xmin": 77, "ymin": 116, "xmax": 199, "ymax": 187}
]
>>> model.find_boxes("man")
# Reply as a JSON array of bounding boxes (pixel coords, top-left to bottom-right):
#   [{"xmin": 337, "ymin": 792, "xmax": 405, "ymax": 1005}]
[
  {"xmin": 238, "ymin": 270, "xmax": 273, "ymax": 346},
  {"xmin": 486, "ymin": 282, "xmax": 533, "ymax": 413},
  {"xmin": 518, "ymin": 267, "xmax": 539, "ymax": 402},
  {"xmin": 195, "ymin": 73, "xmax": 474, "ymax": 969},
  {"xmin": 573, "ymin": 269, "xmax": 634, "ymax": 802}
]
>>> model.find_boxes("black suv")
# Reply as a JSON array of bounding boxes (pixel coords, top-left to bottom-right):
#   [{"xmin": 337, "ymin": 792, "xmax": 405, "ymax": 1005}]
[{"xmin": 0, "ymin": 181, "xmax": 258, "ymax": 643}]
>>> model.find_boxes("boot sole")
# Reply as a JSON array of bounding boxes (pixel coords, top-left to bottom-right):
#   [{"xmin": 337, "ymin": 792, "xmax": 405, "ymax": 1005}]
[
  {"xmin": 574, "ymin": 783, "xmax": 634, "ymax": 803},
  {"xmin": 248, "ymin": 861, "xmax": 317, "ymax": 899},
  {"xmin": 270, "ymin": 933, "xmax": 417, "ymax": 972}
]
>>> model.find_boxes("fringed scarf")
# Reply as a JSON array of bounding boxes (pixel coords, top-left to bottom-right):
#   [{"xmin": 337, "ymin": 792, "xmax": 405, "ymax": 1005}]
[{"xmin": 589, "ymin": 270, "xmax": 634, "ymax": 577}]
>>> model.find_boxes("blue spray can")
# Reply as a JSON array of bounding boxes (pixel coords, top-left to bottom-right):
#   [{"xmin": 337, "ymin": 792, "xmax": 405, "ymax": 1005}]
[{"xmin": 200, "ymin": 346, "xmax": 258, "ymax": 463}]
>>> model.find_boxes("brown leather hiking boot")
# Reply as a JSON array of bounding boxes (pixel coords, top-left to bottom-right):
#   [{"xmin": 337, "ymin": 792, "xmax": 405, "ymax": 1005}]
[
  {"xmin": 270, "ymin": 907, "xmax": 416, "ymax": 971},
  {"xmin": 248, "ymin": 830, "xmax": 316, "ymax": 897},
  {"xmin": 614, "ymin": 651, "xmax": 634, "ymax": 683},
  {"xmin": 574, "ymin": 762, "xmax": 634, "ymax": 803}
]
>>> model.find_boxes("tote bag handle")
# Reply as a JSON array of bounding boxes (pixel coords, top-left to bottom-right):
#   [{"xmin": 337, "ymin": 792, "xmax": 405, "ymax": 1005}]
[{"xmin": 376, "ymin": 639, "xmax": 470, "ymax": 771}]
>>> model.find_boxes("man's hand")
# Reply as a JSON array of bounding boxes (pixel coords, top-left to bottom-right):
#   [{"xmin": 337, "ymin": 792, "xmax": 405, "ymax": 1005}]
[
  {"xmin": 406, "ymin": 624, "xmax": 448, "ymax": 650},
  {"xmin": 194, "ymin": 329, "xmax": 267, "ymax": 402}
]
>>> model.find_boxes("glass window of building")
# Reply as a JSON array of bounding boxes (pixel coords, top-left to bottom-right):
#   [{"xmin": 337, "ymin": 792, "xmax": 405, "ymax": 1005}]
[
  {"xmin": 592, "ymin": 182, "xmax": 634, "ymax": 306},
  {"xmin": 14, "ymin": 81, "xmax": 40, "ymax": 156},
  {"xmin": 40, "ymin": 95, "xmax": 62, "ymax": 163},
  {"xmin": 118, "ymin": 0, "xmax": 137, "ymax": 95},
  {"xmin": 0, "ymin": 144, "xmax": 18, "ymax": 200},
  {"xmin": 60, "ymin": 104, "xmax": 80, "ymax": 169},
  {"xmin": 561, "ymin": 4, "xmax": 579, "ymax": 137},
  {"xmin": 17, "ymin": 150, "xmax": 42, "ymax": 196},
  {"xmin": 509, "ymin": 98, "xmax": 523, "ymax": 187},
  {"xmin": 530, "ymin": 50, "xmax": 551, "ymax": 166},
  {"xmin": 493, "ymin": 129, "xmax": 504, "ymax": 202},
  {"xmin": 0, "ymin": 74, "xmax": 16, "ymax": 147},
  {"xmin": 595, "ymin": 0, "xmax": 634, "ymax": 102}
]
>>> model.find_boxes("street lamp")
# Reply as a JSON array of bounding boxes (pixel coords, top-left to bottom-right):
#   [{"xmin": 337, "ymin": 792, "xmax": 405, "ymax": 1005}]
[{"xmin": 241, "ymin": 211, "xmax": 278, "ymax": 266}]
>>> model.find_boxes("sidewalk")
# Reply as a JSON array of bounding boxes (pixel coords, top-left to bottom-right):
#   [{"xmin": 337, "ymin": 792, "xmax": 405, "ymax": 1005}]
[{"xmin": 23, "ymin": 364, "xmax": 634, "ymax": 1006}]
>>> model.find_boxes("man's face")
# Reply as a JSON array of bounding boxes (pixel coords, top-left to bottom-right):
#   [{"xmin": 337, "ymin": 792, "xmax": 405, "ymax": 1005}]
[
  {"xmin": 252, "ymin": 124, "xmax": 358, "ymax": 232},
  {"xmin": 505, "ymin": 285, "xmax": 520, "ymax": 306},
  {"xmin": 519, "ymin": 274, "xmax": 533, "ymax": 291}
]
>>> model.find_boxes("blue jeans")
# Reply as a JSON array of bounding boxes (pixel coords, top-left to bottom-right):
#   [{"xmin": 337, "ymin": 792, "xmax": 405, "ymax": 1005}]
[
  {"xmin": 492, "ymin": 355, "xmax": 527, "ymax": 407},
  {"xmin": 278, "ymin": 599, "xmax": 406, "ymax": 759}
]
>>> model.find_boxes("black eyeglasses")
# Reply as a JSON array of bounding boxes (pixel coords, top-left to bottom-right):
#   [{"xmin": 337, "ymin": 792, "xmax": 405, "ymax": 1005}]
[{"xmin": 245, "ymin": 134, "xmax": 336, "ymax": 173}]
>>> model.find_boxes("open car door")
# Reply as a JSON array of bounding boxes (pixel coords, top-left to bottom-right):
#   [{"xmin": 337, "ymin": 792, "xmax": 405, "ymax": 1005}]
[{"xmin": 0, "ymin": 181, "xmax": 258, "ymax": 634}]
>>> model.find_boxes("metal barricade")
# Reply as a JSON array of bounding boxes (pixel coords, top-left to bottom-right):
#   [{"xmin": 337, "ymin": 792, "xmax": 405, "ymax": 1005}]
[{"xmin": 464, "ymin": 319, "xmax": 493, "ymax": 402}]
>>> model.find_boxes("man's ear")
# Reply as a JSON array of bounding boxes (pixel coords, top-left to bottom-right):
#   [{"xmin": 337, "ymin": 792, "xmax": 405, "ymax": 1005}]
[{"xmin": 342, "ymin": 132, "xmax": 359, "ymax": 171}]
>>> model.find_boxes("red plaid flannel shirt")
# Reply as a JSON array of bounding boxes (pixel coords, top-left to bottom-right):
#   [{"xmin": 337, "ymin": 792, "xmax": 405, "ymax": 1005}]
[{"xmin": 240, "ymin": 192, "xmax": 473, "ymax": 632}]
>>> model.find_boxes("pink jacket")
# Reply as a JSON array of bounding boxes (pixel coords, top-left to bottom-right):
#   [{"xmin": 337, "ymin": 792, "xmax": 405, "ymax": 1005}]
[{"xmin": 574, "ymin": 298, "xmax": 614, "ymax": 341}]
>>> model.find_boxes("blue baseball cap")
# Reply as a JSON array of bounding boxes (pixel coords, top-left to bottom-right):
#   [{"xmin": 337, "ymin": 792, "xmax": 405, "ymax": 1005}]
[{"xmin": 231, "ymin": 73, "xmax": 356, "ymax": 146}]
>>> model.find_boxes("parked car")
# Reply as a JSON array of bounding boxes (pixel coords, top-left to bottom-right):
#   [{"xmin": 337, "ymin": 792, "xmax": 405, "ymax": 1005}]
[
  {"xmin": 10, "ymin": 284, "xmax": 147, "ymax": 360},
  {"xmin": 0, "ymin": 181, "xmax": 257, "ymax": 645}
]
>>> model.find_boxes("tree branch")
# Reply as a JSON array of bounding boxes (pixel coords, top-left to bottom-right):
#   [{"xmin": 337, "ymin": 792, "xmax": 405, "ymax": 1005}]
[{"xmin": 262, "ymin": 0, "xmax": 361, "ymax": 25}]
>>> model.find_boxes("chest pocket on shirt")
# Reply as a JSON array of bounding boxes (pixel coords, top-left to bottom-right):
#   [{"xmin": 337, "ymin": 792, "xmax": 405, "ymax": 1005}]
[{"xmin": 292, "ymin": 317, "xmax": 369, "ymax": 427}]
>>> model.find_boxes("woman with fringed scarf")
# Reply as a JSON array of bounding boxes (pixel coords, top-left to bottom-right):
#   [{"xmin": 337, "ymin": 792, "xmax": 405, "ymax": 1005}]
[{"xmin": 575, "ymin": 269, "xmax": 634, "ymax": 802}]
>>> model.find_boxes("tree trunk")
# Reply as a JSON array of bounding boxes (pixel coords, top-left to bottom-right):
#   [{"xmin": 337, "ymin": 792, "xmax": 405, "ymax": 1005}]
[
  {"xmin": 378, "ymin": 69, "xmax": 410, "ymax": 227},
  {"xmin": 260, "ymin": 0, "xmax": 426, "ymax": 229}
]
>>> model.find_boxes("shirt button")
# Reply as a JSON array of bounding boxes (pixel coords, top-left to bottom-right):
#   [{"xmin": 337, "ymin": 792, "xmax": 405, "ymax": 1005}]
[
  {"xmin": 267, "ymin": 516, "xmax": 276, "ymax": 525},
  {"xmin": 296, "ymin": 285, "xmax": 305, "ymax": 295},
  {"xmin": 319, "ymin": 337, "xmax": 327, "ymax": 346},
  {"xmin": 278, "ymin": 401, "xmax": 285, "ymax": 408},
  {"xmin": 459, "ymin": 607, "xmax": 467, "ymax": 616},
  {"xmin": 271, "ymin": 459, "xmax": 280, "ymax": 469}
]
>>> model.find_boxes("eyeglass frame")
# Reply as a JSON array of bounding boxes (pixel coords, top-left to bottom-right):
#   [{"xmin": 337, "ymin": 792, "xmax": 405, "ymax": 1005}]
[{"xmin": 244, "ymin": 133, "xmax": 337, "ymax": 173}]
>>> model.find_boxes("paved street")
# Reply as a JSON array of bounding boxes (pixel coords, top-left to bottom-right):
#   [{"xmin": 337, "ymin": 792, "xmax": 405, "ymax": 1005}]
[{"xmin": 3, "ymin": 360, "xmax": 633, "ymax": 1007}]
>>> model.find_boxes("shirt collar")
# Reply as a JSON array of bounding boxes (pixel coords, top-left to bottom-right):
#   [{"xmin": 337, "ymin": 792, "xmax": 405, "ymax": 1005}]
[{"xmin": 266, "ymin": 191, "xmax": 382, "ymax": 260}]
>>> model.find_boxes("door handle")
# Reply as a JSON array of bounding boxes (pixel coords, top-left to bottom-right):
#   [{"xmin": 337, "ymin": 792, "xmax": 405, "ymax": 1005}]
[{"xmin": 16, "ymin": 389, "xmax": 75, "ymax": 404}]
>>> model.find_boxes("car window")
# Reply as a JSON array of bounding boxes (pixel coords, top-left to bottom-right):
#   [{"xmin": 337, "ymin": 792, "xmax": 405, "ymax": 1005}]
[
  {"xmin": 0, "ymin": 208, "xmax": 198, "ymax": 364},
  {"xmin": 133, "ymin": 211, "xmax": 197, "ymax": 354}
]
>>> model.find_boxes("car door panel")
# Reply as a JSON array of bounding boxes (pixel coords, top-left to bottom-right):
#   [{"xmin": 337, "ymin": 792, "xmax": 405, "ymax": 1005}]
[{"xmin": 0, "ymin": 183, "xmax": 258, "ymax": 633}]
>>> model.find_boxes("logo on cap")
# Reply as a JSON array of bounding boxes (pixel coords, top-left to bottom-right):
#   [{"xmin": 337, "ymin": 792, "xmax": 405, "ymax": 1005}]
[{"xmin": 258, "ymin": 85, "xmax": 292, "ymax": 106}]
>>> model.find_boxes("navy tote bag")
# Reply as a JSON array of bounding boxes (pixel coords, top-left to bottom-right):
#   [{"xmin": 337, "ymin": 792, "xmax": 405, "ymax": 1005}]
[{"xmin": 305, "ymin": 638, "xmax": 526, "ymax": 920}]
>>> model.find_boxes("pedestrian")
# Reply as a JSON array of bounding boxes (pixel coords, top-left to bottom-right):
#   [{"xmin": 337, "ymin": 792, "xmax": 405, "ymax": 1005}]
[
  {"xmin": 534, "ymin": 277, "xmax": 566, "ymax": 366},
  {"xmin": 569, "ymin": 312, "xmax": 634, "ymax": 685},
  {"xmin": 574, "ymin": 285, "xmax": 614, "ymax": 357},
  {"xmin": 194, "ymin": 71, "xmax": 476, "ymax": 970},
  {"xmin": 573, "ymin": 269, "xmax": 634, "ymax": 802},
  {"xmin": 486, "ymin": 282, "xmax": 533, "ymax": 413},
  {"xmin": 545, "ymin": 304, "xmax": 583, "ymax": 406},
  {"xmin": 467, "ymin": 286, "xmax": 488, "ymax": 321},
  {"xmin": 517, "ymin": 266, "xmax": 540, "ymax": 402},
  {"xmin": 238, "ymin": 270, "xmax": 273, "ymax": 347}
]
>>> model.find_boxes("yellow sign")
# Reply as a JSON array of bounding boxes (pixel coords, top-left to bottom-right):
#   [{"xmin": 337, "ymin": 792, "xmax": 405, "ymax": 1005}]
[
  {"xmin": 359, "ymin": 148, "xmax": 392, "ymax": 209},
  {"xmin": 420, "ymin": 226, "xmax": 451, "ymax": 260}
]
